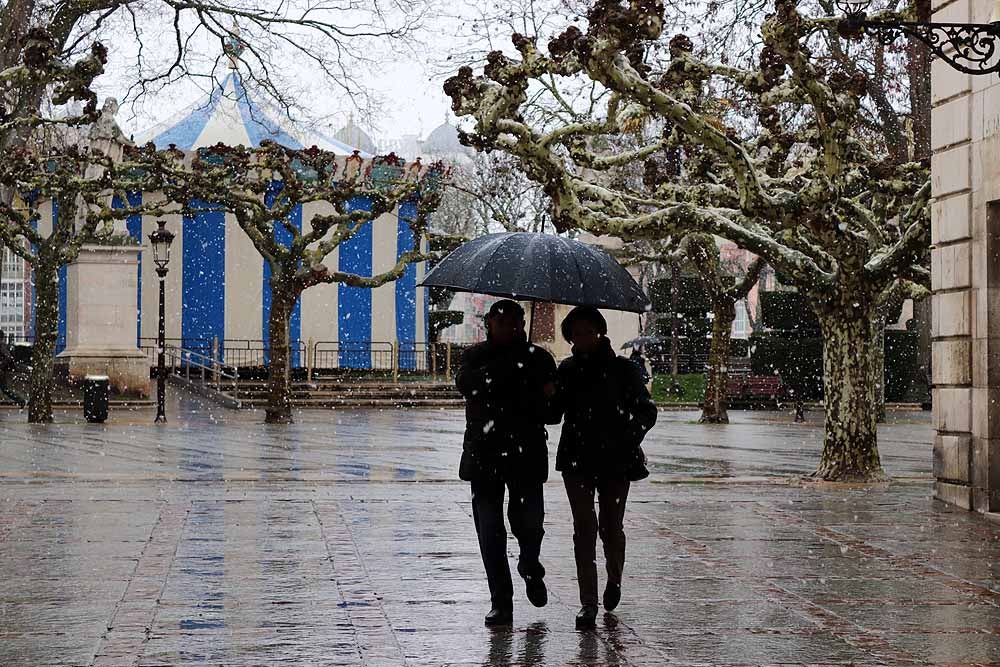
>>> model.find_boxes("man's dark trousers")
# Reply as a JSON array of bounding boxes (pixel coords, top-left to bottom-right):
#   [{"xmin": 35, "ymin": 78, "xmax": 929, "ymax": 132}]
[{"xmin": 471, "ymin": 478, "xmax": 545, "ymax": 609}]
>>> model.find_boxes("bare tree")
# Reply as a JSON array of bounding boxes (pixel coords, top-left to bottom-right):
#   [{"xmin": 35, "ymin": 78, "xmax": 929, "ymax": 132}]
[
  {"xmin": 0, "ymin": 144, "xmax": 167, "ymax": 422},
  {"xmin": 624, "ymin": 234, "xmax": 765, "ymax": 423},
  {"xmin": 0, "ymin": 0, "xmax": 430, "ymax": 134},
  {"xmin": 0, "ymin": 29, "xmax": 168, "ymax": 421},
  {"xmin": 444, "ymin": 0, "xmax": 931, "ymax": 481},
  {"xmin": 434, "ymin": 152, "xmax": 551, "ymax": 237},
  {"xmin": 143, "ymin": 142, "xmax": 445, "ymax": 424}
]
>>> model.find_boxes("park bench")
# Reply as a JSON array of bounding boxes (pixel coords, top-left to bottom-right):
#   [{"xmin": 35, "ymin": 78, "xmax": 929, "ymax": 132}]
[
  {"xmin": 743, "ymin": 375, "xmax": 786, "ymax": 407},
  {"xmin": 725, "ymin": 374, "xmax": 786, "ymax": 408},
  {"xmin": 726, "ymin": 375, "xmax": 747, "ymax": 397}
]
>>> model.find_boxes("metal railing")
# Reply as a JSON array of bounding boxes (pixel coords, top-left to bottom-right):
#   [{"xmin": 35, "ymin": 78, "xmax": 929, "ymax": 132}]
[
  {"xmin": 140, "ymin": 337, "xmax": 308, "ymax": 369},
  {"xmin": 308, "ymin": 340, "xmax": 467, "ymax": 383},
  {"xmin": 311, "ymin": 341, "xmax": 396, "ymax": 375},
  {"xmin": 164, "ymin": 343, "xmax": 241, "ymax": 405},
  {"xmin": 648, "ymin": 353, "xmax": 752, "ymax": 375},
  {"xmin": 137, "ymin": 337, "xmax": 469, "ymax": 384},
  {"xmin": 141, "ymin": 337, "xmax": 210, "ymax": 368}
]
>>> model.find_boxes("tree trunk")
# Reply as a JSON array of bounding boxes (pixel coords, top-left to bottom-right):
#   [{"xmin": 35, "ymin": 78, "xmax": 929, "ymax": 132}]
[
  {"xmin": 28, "ymin": 258, "xmax": 58, "ymax": 423},
  {"xmin": 913, "ymin": 296, "xmax": 932, "ymax": 397},
  {"xmin": 813, "ymin": 309, "xmax": 885, "ymax": 482},
  {"xmin": 874, "ymin": 326, "xmax": 886, "ymax": 424},
  {"xmin": 670, "ymin": 259, "xmax": 679, "ymax": 386},
  {"xmin": 701, "ymin": 300, "xmax": 735, "ymax": 424},
  {"xmin": 265, "ymin": 288, "xmax": 296, "ymax": 424}
]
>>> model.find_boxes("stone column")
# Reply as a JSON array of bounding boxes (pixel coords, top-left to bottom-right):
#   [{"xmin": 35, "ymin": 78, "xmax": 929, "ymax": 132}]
[
  {"xmin": 930, "ymin": 0, "xmax": 1000, "ymax": 511},
  {"xmin": 57, "ymin": 244, "xmax": 150, "ymax": 396}
]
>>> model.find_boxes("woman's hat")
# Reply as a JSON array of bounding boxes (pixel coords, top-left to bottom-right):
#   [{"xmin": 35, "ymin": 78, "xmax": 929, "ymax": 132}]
[{"xmin": 560, "ymin": 305, "xmax": 607, "ymax": 342}]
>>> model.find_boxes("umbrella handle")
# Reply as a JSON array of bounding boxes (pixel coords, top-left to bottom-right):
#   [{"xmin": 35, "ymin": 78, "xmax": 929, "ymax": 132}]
[{"xmin": 528, "ymin": 301, "xmax": 536, "ymax": 344}]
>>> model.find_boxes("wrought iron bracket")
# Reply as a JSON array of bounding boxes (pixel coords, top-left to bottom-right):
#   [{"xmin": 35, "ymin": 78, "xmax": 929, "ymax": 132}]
[
  {"xmin": 850, "ymin": 19, "xmax": 1000, "ymax": 76},
  {"xmin": 835, "ymin": 1, "xmax": 1000, "ymax": 76}
]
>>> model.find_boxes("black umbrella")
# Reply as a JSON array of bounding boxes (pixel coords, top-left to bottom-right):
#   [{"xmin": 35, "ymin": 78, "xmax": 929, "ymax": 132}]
[
  {"xmin": 621, "ymin": 336, "xmax": 662, "ymax": 350},
  {"xmin": 420, "ymin": 232, "xmax": 651, "ymax": 313}
]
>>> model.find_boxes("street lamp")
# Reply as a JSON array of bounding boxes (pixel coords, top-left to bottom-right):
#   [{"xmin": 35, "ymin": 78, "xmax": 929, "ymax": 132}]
[
  {"xmin": 148, "ymin": 219, "xmax": 175, "ymax": 423},
  {"xmin": 834, "ymin": 0, "xmax": 1000, "ymax": 76}
]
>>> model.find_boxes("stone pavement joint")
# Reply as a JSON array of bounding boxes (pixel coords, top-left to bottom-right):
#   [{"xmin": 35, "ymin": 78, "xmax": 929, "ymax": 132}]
[
  {"xmin": 314, "ymin": 500, "xmax": 407, "ymax": 666},
  {"xmin": 92, "ymin": 503, "xmax": 190, "ymax": 667},
  {"xmin": 755, "ymin": 504, "xmax": 1000, "ymax": 609},
  {"xmin": 11, "ymin": 403, "xmax": 1000, "ymax": 665},
  {"xmin": 0, "ymin": 500, "xmax": 36, "ymax": 544},
  {"xmin": 640, "ymin": 514, "xmax": 923, "ymax": 665}
]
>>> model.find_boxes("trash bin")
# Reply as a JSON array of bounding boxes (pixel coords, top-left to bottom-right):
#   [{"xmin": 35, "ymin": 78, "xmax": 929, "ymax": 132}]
[
  {"xmin": 83, "ymin": 375, "xmax": 110, "ymax": 423},
  {"xmin": 12, "ymin": 342, "xmax": 31, "ymax": 365}
]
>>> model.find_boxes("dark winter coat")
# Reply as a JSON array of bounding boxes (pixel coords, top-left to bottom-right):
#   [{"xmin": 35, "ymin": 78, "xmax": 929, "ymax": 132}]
[
  {"xmin": 455, "ymin": 337, "xmax": 559, "ymax": 483},
  {"xmin": 554, "ymin": 337, "xmax": 658, "ymax": 479}
]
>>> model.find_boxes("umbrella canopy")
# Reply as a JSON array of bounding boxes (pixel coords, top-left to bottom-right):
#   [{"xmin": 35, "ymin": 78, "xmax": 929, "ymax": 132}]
[
  {"xmin": 621, "ymin": 336, "xmax": 662, "ymax": 350},
  {"xmin": 420, "ymin": 232, "xmax": 651, "ymax": 313}
]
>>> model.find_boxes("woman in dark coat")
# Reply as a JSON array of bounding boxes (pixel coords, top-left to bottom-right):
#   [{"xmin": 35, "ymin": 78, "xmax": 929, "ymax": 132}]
[{"xmin": 555, "ymin": 306, "xmax": 658, "ymax": 628}]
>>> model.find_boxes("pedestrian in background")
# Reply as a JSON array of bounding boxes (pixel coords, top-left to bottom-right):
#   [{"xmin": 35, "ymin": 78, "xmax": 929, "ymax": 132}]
[
  {"xmin": 455, "ymin": 300, "xmax": 559, "ymax": 627},
  {"xmin": 629, "ymin": 347, "xmax": 652, "ymax": 392},
  {"xmin": 0, "ymin": 334, "xmax": 25, "ymax": 407},
  {"xmin": 554, "ymin": 306, "xmax": 658, "ymax": 629}
]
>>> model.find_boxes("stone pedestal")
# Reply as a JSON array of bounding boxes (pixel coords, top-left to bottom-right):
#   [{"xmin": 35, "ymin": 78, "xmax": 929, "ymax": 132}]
[{"xmin": 57, "ymin": 244, "xmax": 149, "ymax": 396}]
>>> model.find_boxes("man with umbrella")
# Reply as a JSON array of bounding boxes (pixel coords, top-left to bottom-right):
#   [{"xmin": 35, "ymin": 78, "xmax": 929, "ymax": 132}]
[{"xmin": 455, "ymin": 299, "xmax": 558, "ymax": 626}]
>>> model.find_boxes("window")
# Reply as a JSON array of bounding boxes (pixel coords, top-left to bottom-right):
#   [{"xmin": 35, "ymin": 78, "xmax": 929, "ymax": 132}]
[
  {"xmin": 0, "ymin": 246, "xmax": 26, "ymax": 337},
  {"xmin": 732, "ymin": 299, "xmax": 750, "ymax": 339}
]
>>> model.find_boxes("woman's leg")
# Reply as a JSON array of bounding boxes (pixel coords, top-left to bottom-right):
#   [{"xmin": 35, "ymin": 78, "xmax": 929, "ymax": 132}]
[
  {"xmin": 597, "ymin": 477, "xmax": 631, "ymax": 592},
  {"xmin": 563, "ymin": 472, "xmax": 599, "ymax": 607}
]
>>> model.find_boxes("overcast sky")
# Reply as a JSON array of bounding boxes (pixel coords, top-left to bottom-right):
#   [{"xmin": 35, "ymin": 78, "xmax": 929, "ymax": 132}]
[
  {"xmin": 103, "ymin": 60, "xmax": 456, "ymax": 143},
  {"xmin": 89, "ymin": 3, "xmax": 470, "ymax": 144}
]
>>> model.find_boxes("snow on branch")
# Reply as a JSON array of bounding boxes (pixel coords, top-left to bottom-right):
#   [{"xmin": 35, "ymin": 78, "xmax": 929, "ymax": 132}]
[{"xmin": 444, "ymin": 0, "xmax": 929, "ymax": 303}]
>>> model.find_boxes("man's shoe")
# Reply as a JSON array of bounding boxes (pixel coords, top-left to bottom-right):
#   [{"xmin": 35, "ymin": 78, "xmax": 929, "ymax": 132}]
[
  {"xmin": 484, "ymin": 606, "xmax": 513, "ymax": 627},
  {"xmin": 524, "ymin": 575, "xmax": 548, "ymax": 608},
  {"xmin": 575, "ymin": 605, "xmax": 598, "ymax": 629},
  {"xmin": 603, "ymin": 582, "xmax": 621, "ymax": 612}
]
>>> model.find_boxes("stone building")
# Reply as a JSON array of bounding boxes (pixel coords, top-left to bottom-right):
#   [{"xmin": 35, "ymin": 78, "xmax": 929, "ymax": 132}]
[{"xmin": 929, "ymin": 0, "xmax": 998, "ymax": 510}]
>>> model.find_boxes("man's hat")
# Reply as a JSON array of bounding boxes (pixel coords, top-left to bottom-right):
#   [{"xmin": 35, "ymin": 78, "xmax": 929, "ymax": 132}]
[{"xmin": 486, "ymin": 299, "xmax": 525, "ymax": 319}]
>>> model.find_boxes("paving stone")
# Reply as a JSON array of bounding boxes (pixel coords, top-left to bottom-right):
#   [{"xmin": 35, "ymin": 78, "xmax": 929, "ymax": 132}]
[{"xmin": 6, "ymin": 395, "xmax": 998, "ymax": 665}]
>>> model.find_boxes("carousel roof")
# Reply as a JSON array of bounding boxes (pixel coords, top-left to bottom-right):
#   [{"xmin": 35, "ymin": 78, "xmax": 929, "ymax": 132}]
[{"xmin": 134, "ymin": 73, "xmax": 370, "ymax": 156}]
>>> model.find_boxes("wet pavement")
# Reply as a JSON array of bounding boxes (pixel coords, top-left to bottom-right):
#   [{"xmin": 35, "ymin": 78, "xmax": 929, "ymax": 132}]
[{"xmin": 4, "ymin": 394, "xmax": 998, "ymax": 666}]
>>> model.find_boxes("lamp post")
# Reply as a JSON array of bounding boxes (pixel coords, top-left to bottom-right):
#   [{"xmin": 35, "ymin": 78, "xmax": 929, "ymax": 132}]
[
  {"xmin": 148, "ymin": 220, "xmax": 175, "ymax": 423},
  {"xmin": 834, "ymin": 0, "xmax": 1000, "ymax": 75}
]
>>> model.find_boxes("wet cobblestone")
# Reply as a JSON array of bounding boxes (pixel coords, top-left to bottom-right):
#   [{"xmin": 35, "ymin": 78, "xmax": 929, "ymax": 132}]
[{"xmin": 4, "ymin": 397, "xmax": 994, "ymax": 665}]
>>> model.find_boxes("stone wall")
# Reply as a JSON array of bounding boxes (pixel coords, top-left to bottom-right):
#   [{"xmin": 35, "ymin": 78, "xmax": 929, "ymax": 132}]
[{"xmin": 931, "ymin": 0, "xmax": 1000, "ymax": 510}]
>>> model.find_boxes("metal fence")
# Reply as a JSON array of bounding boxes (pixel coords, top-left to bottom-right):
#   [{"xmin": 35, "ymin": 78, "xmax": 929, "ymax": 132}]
[
  {"xmin": 309, "ymin": 341, "xmax": 470, "ymax": 382},
  {"xmin": 12, "ymin": 332, "xmax": 469, "ymax": 384},
  {"xmin": 649, "ymin": 353, "xmax": 752, "ymax": 375},
  {"xmin": 164, "ymin": 344, "xmax": 241, "ymax": 403},
  {"xmin": 311, "ymin": 341, "xmax": 396, "ymax": 373},
  {"xmin": 140, "ymin": 338, "xmax": 308, "ymax": 369}
]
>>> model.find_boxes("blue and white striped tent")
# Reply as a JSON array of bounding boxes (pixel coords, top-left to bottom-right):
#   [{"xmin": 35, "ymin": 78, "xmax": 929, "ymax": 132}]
[{"xmin": 42, "ymin": 73, "xmax": 429, "ymax": 369}]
